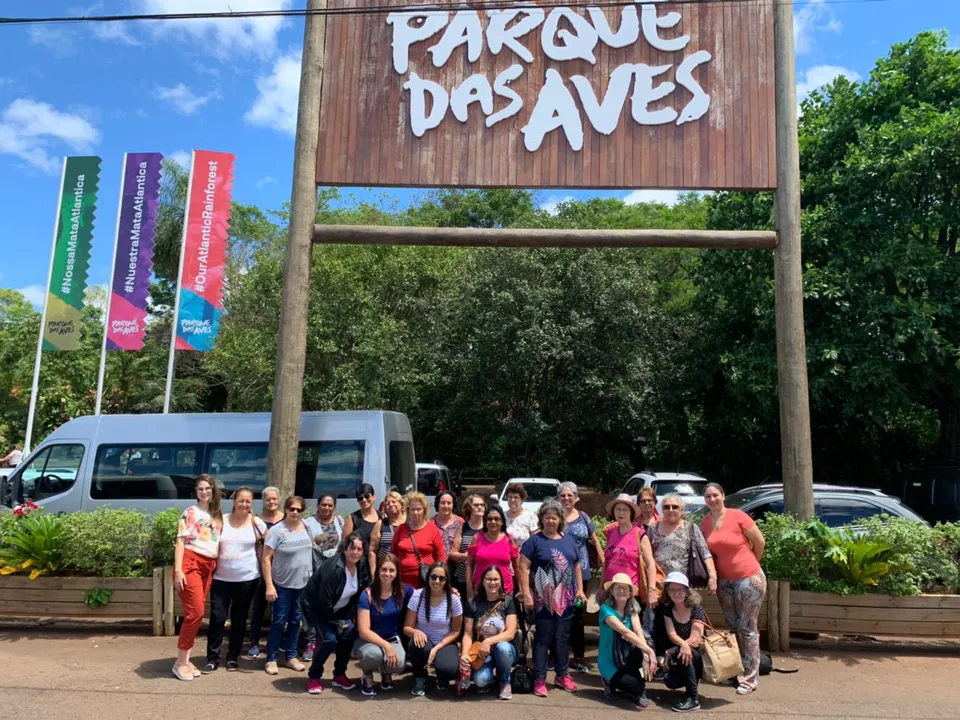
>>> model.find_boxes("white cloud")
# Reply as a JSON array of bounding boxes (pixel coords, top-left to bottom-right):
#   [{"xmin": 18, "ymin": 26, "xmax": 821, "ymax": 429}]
[
  {"xmin": 27, "ymin": 26, "xmax": 74, "ymax": 57},
  {"xmin": 167, "ymin": 150, "xmax": 192, "ymax": 169},
  {"xmin": 795, "ymin": 0, "xmax": 843, "ymax": 55},
  {"xmin": 256, "ymin": 175, "xmax": 278, "ymax": 188},
  {"xmin": 144, "ymin": 0, "xmax": 292, "ymax": 57},
  {"xmin": 91, "ymin": 21, "xmax": 140, "ymax": 45},
  {"xmin": 623, "ymin": 190, "xmax": 685, "ymax": 206},
  {"xmin": 245, "ymin": 51, "xmax": 301, "ymax": 135},
  {"xmin": 16, "ymin": 285, "xmax": 46, "ymax": 309},
  {"xmin": 155, "ymin": 84, "xmax": 211, "ymax": 115},
  {"xmin": 0, "ymin": 99, "xmax": 100, "ymax": 173},
  {"xmin": 797, "ymin": 65, "xmax": 862, "ymax": 102},
  {"xmin": 540, "ymin": 195, "xmax": 575, "ymax": 216}
]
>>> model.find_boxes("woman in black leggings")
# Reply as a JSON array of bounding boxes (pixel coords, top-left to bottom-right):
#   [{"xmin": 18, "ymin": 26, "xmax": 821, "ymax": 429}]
[
  {"xmin": 597, "ymin": 573, "xmax": 657, "ymax": 708},
  {"xmin": 662, "ymin": 572, "xmax": 706, "ymax": 714}
]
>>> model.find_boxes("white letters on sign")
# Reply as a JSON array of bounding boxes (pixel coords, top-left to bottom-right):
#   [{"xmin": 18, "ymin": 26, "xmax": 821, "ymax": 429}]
[{"xmin": 387, "ymin": 2, "xmax": 713, "ymax": 152}]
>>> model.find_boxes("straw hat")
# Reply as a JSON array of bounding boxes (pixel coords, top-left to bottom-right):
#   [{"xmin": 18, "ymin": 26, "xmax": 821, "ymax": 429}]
[
  {"xmin": 603, "ymin": 572, "xmax": 639, "ymax": 593},
  {"xmin": 605, "ymin": 493, "xmax": 642, "ymax": 520}
]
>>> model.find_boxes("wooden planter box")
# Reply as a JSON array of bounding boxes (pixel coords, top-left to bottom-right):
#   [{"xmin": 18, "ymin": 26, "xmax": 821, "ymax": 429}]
[
  {"xmin": 789, "ymin": 589, "xmax": 960, "ymax": 638},
  {"xmin": 0, "ymin": 568, "xmax": 164, "ymax": 635},
  {"xmin": 162, "ymin": 567, "xmax": 269, "ymax": 637}
]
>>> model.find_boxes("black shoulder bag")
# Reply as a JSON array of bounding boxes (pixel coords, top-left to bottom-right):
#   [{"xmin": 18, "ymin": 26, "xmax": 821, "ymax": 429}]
[{"xmin": 407, "ymin": 523, "xmax": 431, "ymax": 584}]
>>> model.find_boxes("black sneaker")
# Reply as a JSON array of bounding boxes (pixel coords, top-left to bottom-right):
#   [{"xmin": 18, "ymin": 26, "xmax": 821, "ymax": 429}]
[
  {"xmin": 435, "ymin": 679, "xmax": 450, "ymax": 691},
  {"xmin": 672, "ymin": 696, "xmax": 701, "ymax": 713},
  {"xmin": 225, "ymin": 660, "xmax": 239, "ymax": 672},
  {"xmin": 201, "ymin": 662, "xmax": 218, "ymax": 674}
]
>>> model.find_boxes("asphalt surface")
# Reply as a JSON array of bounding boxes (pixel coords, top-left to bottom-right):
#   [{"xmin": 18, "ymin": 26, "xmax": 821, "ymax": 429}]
[{"xmin": 2, "ymin": 627, "xmax": 959, "ymax": 719}]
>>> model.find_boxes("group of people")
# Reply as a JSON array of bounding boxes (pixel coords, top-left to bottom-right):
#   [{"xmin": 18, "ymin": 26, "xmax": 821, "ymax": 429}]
[{"xmin": 172, "ymin": 476, "xmax": 766, "ymax": 713}]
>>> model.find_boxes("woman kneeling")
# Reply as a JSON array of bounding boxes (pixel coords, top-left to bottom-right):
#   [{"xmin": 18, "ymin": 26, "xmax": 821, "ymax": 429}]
[
  {"xmin": 354, "ymin": 553, "xmax": 413, "ymax": 695},
  {"xmin": 403, "ymin": 561, "xmax": 463, "ymax": 696},
  {"xmin": 662, "ymin": 572, "xmax": 707, "ymax": 713},
  {"xmin": 599, "ymin": 573, "xmax": 658, "ymax": 709},
  {"xmin": 460, "ymin": 566, "xmax": 518, "ymax": 700}
]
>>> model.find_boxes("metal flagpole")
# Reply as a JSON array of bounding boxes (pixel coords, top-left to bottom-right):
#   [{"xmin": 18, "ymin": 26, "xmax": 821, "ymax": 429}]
[
  {"xmin": 163, "ymin": 151, "xmax": 195, "ymax": 414},
  {"xmin": 95, "ymin": 154, "xmax": 127, "ymax": 416},
  {"xmin": 24, "ymin": 158, "xmax": 69, "ymax": 453}
]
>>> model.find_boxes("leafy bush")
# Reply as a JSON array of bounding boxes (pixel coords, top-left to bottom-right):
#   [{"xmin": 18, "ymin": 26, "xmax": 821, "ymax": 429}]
[
  {"xmin": 822, "ymin": 530, "xmax": 909, "ymax": 587},
  {"xmin": 60, "ymin": 508, "xmax": 152, "ymax": 578},
  {"xmin": 148, "ymin": 508, "xmax": 182, "ymax": 569},
  {"xmin": 0, "ymin": 509, "xmax": 65, "ymax": 579}
]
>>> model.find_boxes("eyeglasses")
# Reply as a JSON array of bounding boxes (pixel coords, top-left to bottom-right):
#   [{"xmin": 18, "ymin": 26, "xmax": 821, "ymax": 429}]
[
  {"xmin": 639, "ymin": 499, "xmax": 655, "ymax": 504},
  {"xmin": 662, "ymin": 504, "xmax": 682, "ymax": 510},
  {"xmin": 287, "ymin": 507, "xmax": 304, "ymax": 513},
  {"xmin": 484, "ymin": 577, "xmax": 501, "ymax": 583},
  {"xmin": 429, "ymin": 573, "xmax": 447, "ymax": 582},
  {"xmin": 471, "ymin": 502, "xmax": 485, "ymax": 508}
]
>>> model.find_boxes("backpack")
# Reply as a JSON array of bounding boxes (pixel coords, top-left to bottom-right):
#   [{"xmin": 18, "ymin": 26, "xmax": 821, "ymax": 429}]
[
  {"xmin": 511, "ymin": 609, "xmax": 535, "ymax": 693},
  {"xmin": 759, "ymin": 652, "xmax": 798, "ymax": 676}
]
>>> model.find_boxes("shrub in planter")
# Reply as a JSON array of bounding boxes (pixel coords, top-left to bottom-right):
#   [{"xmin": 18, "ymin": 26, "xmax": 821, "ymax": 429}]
[
  {"xmin": 147, "ymin": 508, "xmax": 182, "ymax": 569},
  {"xmin": 0, "ymin": 506, "xmax": 65, "ymax": 578},
  {"xmin": 60, "ymin": 508, "xmax": 152, "ymax": 578}
]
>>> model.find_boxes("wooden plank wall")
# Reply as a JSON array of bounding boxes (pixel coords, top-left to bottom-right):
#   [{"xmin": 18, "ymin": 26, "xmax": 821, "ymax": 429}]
[
  {"xmin": 790, "ymin": 590, "xmax": 960, "ymax": 638},
  {"xmin": 316, "ymin": 0, "xmax": 776, "ymax": 189},
  {"xmin": 0, "ymin": 575, "xmax": 159, "ymax": 626}
]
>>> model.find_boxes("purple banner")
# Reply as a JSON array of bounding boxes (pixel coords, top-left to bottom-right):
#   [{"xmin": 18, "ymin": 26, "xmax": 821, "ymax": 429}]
[{"xmin": 107, "ymin": 153, "xmax": 162, "ymax": 350}]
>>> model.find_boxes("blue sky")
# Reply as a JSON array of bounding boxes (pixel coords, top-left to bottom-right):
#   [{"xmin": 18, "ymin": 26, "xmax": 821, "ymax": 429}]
[{"xmin": 0, "ymin": 0, "xmax": 957, "ymax": 307}]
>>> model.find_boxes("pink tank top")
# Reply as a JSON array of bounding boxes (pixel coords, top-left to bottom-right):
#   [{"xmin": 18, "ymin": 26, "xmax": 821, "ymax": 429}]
[
  {"xmin": 603, "ymin": 525, "xmax": 643, "ymax": 588},
  {"xmin": 468, "ymin": 532, "xmax": 519, "ymax": 593}
]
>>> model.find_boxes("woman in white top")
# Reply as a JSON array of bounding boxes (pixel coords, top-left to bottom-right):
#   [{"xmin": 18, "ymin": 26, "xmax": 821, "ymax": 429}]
[
  {"xmin": 504, "ymin": 485, "xmax": 539, "ymax": 546},
  {"xmin": 404, "ymin": 561, "xmax": 464, "ymax": 697},
  {"xmin": 203, "ymin": 486, "xmax": 266, "ymax": 673}
]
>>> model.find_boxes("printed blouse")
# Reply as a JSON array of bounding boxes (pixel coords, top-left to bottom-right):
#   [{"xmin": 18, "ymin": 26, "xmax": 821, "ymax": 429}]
[{"xmin": 177, "ymin": 505, "xmax": 220, "ymax": 559}]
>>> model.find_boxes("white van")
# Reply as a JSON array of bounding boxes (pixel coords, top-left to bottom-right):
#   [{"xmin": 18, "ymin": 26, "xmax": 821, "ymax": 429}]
[{"xmin": 0, "ymin": 411, "xmax": 418, "ymax": 515}]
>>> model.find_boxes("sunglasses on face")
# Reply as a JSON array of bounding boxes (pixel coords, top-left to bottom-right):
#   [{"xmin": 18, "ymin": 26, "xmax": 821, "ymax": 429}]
[
  {"xmin": 485, "ymin": 516, "xmax": 502, "ymax": 523},
  {"xmin": 287, "ymin": 507, "xmax": 304, "ymax": 513},
  {"xmin": 358, "ymin": 492, "xmax": 373, "ymax": 501},
  {"xmin": 429, "ymin": 573, "xmax": 447, "ymax": 582},
  {"xmin": 662, "ymin": 504, "xmax": 681, "ymax": 510},
  {"xmin": 640, "ymin": 499, "xmax": 655, "ymax": 504}
]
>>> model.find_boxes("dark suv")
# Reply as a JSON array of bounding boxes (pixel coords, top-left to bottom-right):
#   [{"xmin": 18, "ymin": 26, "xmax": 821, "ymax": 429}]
[{"xmin": 705, "ymin": 484, "xmax": 927, "ymax": 527}]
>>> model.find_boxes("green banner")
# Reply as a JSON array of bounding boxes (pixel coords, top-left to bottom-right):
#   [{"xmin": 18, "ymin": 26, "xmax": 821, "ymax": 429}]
[{"xmin": 43, "ymin": 156, "xmax": 101, "ymax": 351}]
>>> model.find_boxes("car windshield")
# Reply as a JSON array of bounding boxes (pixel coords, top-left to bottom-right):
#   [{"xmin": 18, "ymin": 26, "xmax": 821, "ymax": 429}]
[
  {"xmin": 507, "ymin": 483, "xmax": 558, "ymax": 501},
  {"xmin": 653, "ymin": 481, "xmax": 707, "ymax": 497}
]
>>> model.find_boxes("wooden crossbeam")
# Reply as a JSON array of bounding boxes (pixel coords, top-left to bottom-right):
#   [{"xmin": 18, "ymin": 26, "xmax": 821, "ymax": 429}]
[{"xmin": 313, "ymin": 224, "xmax": 778, "ymax": 249}]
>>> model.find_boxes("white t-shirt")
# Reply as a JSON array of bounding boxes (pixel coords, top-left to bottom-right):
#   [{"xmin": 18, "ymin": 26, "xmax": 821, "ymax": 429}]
[
  {"xmin": 333, "ymin": 566, "xmax": 359, "ymax": 611},
  {"xmin": 214, "ymin": 514, "xmax": 267, "ymax": 582},
  {"xmin": 8, "ymin": 449, "xmax": 22, "ymax": 466},
  {"xmin": 506, "ymin": 510, "xmax": 539, "ymax": 546}
]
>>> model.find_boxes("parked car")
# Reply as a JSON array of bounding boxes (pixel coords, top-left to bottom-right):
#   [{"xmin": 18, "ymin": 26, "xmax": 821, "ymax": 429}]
[
  {"xmin": 495, "ymin": 477, "xmax": 561, "ymax": 516},
  {"xmin": 698, "ymin": 484, "xmax": 928, "ymax": 527},
  {"xmin": 618, "ymin": 471, "xmax": 709, "ymax": 514},
  {"xmin": 416, "ymin": 461, "xmax": 460, "ymax": 497},
  {"xmin": 889, "ymin": 466, "xmax": 960, "ymax": 524}
]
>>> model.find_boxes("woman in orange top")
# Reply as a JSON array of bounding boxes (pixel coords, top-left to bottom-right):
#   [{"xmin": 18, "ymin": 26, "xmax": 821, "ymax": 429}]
[{"xmin": 701, "ymin": 482, "xmax": 766, "ymax": 695}]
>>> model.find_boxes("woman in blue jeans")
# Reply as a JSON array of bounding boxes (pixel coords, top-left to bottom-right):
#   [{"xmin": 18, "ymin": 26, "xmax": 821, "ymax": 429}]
[
  {"xmin": 300, "ymin": 532, "xmax": 371, "ymax": 695},
  {"xmin": 460, "ymin": 566, "xmax": 518, "ymax": 699},
  {"xmin": 261, "ymin": 495, "xmax": 314, "ymax": 675}
]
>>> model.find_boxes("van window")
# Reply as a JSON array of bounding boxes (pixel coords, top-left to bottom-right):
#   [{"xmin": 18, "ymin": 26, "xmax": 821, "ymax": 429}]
[
  {"xmin": 390, "ymin": 441, "xmax": 416, "ymax": 494},
  {"xmin": 17, "ymin": 444, "xmax": 84, "ymax": 503},
  {"xmin": 295, "ymin": 441, "xmax": 365, "ymax": 499},
  {"xmin": 208, "ymin": 444, "xmax": 268, "ymax": 498},
  {"xmin": 92, "ymin": 445, "xmax": 202, "ymax": 500}
]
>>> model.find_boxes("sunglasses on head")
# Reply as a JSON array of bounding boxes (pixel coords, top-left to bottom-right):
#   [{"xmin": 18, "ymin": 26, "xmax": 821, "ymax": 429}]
[{"xmin": 429, "ymin": 573, "xmax": 447, "ymax": 582}]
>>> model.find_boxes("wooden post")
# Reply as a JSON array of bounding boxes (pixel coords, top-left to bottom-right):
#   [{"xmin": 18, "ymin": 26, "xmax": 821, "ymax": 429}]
[
  {"xmin": 266, "ymin": 0, "xmax": 328, "ymax": 500},
  {"xmin": 768, "ymin": 579, "xmax": 781, "ymax": 652},
  {"xmin": 778, "ymin": 581, "xmax": 791, "ymax": 652},
  {"xmin": 152, "ymin": 567, "xmax": 163, "ymax": 636},
  {"xmin": 773, "ymin": 0, "xmax": 815, "ymax": 519},
  {"xmin": 313, "ymin": 225, "xmax": 778, "ymax": 249},
  {"xmin": 163, "ymin": 566, "xmax": 175, "ymax": 636}
]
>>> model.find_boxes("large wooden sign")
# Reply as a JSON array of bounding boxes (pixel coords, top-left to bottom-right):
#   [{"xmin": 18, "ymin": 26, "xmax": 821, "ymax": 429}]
[{"xmin": 316, "ymin": 0, "xmax": 776, "ymax": 189}]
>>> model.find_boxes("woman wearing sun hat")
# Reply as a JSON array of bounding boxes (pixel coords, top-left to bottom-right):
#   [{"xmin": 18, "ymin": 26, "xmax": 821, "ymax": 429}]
[
  {"xmin": 661, "ymin": 571, "xmax": 706, "ymax": 714},
  {"xmin": 598, "ymin": 572, "xmax": 658, "ymax": 709},
  {"xmin": 601, "ymin": 494, "xmax": 659, "ymax": 608}
]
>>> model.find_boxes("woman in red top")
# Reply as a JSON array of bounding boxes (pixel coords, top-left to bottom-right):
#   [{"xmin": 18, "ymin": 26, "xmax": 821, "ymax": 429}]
[
  {"xmin": 701, "ymin": 482, "xmax": 766, "ymax": 695},
  {"xmin": 391, "ymin": 492, "xmax": 447, "ymax": 589},
  {"xmin": 465, "ymin": 505, "xmax": 519, "ymax": 601}
]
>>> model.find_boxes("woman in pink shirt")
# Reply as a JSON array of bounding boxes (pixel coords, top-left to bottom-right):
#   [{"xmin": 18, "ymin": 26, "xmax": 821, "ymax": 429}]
[
  {"xmin": 465, "ymin": 506, "xmax": 519, "ymax": 601},
  {"xmin": 601, "ymin": 494, "xmax": 658, "ymax": 607},
  {"xmin": 701, "ymin": 482, "xmax": 767, "ymax": 695}
]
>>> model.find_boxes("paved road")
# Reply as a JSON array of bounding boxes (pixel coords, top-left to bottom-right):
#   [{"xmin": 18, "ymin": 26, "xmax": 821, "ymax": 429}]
[{"xmin": 2, "ymin": 629, "xmax": 959, "ymax": 719}]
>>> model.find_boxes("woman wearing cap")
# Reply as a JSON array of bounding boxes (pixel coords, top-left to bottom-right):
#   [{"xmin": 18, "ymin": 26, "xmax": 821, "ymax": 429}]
[
  {"xmin": 518, "ymin": 499, "xmax": 586, "ymax": 697},
  {"xmin": 343, "ymin": 483, "xmax": 382, "ymax": 553},
  {"xmin": 598, "ymin": 573, "xmax": 658, "ymax": 709},
  {"xmin": 557, "ymin": 481, "xmax": 604, "ymax": 673},
  {"xmin": 662, "ymin": 572, "xmax": 706, "ymax": 714},
  {"xmin": 702, "ymin": 482, "xmax": 767, "ymax": 695}
]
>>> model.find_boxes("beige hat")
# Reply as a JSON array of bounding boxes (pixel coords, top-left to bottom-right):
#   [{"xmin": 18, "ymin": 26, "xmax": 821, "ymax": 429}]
[
  {"xmin": 603, "ymin": 572, "xmax": 639, "ymax": 593},
  {"xmin": 605, "ymin": 493, "xmax": 642, "ymax": 520}
]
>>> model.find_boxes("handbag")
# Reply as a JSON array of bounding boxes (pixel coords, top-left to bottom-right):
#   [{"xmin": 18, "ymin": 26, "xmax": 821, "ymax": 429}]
[
  {"xmin": 251, "ymin": 517, "xmax": 265, "ymax": 575},
  {"xmin": 407, "ymin": 523, "xmax": 431, "ymax": 584},
  {"xmin": 466, "ymin": 599, "xmax": 503, "ymax": 669},
  {"xmin": 611, "ymin": 609, "xmax": 633, "ymax": 669},
  {"xmin": 582, "ymin": 511, "xmax": 602, "ymax": 569},
  {"xmin": 700, "ymin": 615, "xmax": 744, "ymax": 684},
  {"xmin": 686, "ymin": 524, "xmax": 710, "ymax": 588},
  {"xmin": 635, "ymin": 528, "xmax": 666, "ymax": 604}
]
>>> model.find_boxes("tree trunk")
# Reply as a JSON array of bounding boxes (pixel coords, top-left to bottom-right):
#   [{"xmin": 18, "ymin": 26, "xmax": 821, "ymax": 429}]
[{"xmin": 939, "ymin": 399, "xmax": 960, "ymax": 464}]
